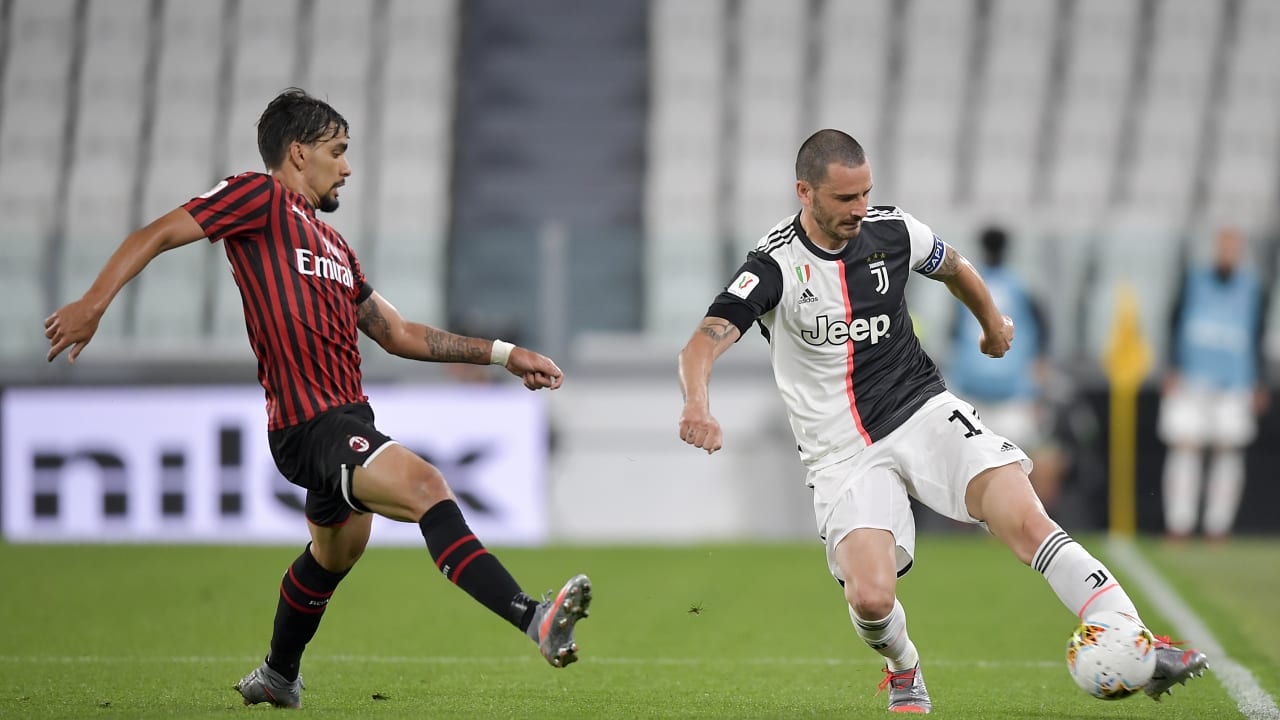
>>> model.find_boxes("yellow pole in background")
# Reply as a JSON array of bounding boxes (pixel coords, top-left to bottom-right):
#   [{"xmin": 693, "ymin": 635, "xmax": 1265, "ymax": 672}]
[{"xmin": 1101, "ymin": 284, "xmax": 1152, "ymax": 537}]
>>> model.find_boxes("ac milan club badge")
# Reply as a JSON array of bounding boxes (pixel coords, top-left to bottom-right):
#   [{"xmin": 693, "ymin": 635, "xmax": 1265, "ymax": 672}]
[{"xmin": 348, "ymin": 436, "xmax": 370, "ymax": 452}]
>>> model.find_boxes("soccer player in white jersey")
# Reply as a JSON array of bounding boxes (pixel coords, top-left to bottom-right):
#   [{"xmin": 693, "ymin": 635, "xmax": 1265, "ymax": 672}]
[{"xmin": 676, "ymin": 129, "xmax": 1208, "ymax": 713}]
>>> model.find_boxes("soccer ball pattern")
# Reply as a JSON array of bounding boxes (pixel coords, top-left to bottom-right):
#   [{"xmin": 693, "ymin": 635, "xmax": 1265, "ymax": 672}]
[{"xmin": 1065, "ymin": 610, "xmax": 1157, "ymax": 700}]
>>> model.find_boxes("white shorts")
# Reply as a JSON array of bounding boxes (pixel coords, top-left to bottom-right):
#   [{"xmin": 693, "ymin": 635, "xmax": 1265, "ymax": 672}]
[
  {"xmin": 808, "ymin": 391, "xmax": 1032, "ymax": 580},
  {"xmin": 969, "ymin": 398, "xmax": 1041, "ymax": 451},
  {"xmin": 1158, "ymin": 384, "xmax": 1256, "ymax": 447}
]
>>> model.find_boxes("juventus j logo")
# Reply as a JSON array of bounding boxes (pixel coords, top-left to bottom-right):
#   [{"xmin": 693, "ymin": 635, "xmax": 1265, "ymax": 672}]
[
  {"xmin": 1086, "ymin": 569, "xmax": 1109, "ymax": 589},
  {"xmin": 868, "ymin": 260, "xmax": 889, "ymax": 294}
]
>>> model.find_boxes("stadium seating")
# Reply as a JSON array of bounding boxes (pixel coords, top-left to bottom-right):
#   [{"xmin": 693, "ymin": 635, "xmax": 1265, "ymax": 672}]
[
  {"xmin": 363, "ymin": 0, "xmax": 458, "ymax": 327},
  {"xmin": 729, "ymin": 0, "xmax": 807, "ymax": 245},
  {"xmin": 1, "ymin": 0, "xmax": 1277, "ymax": 373},
  {"xmin": 890, "ymin": 0, "xmax": 973, "ymax": 211},
  {"xmin": 0, "ymin": 0, "xmax": 459, "ymax": 362},
  {"xmin": 131, "ymin": 0, "xmax": 224, "ymax": 347},
  {"xmin": 643, "ymin": 0, "xmax": 727, "ymax": 339},
  {"xmin": 646, "ymin": 0, "xmax": 1278, "ymax": 372},
  {"xmin": 0, "ymin": 0, "xmax": 79, "ymax": 358},
  {"xmin": 61, "ymin": 0, "xmax": 151, "ymax": 347},
  {"xmin": 811, "ymin": 0, "xmax": 891, "ymax": 153},
  {"xmin": 1207, "ymin": 0, "xmax": 1280, "ymax": 225},
  {"xmin": 1124, "ymin": 0, "xmax": 1217, "ymax": 216},
  {"xmin": 969, "ymin": 0, "xmax": 1057, "ymax": 210}
]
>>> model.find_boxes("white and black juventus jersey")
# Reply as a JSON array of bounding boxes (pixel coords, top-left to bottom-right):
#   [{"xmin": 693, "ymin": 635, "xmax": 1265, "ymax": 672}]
[{"xmin": 708, "ymin": 206, "xmax": 949, "ymax": 469}]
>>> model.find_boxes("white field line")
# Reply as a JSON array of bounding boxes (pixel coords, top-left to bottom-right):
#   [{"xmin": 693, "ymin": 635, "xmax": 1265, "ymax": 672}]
[
  {"xmin": 1108, "ymin": 537, "xmax": 1280, "ymax": 720},
  {"xmin": 0, "ymin": 654, "xmax": 1058, "ymax": 669}
]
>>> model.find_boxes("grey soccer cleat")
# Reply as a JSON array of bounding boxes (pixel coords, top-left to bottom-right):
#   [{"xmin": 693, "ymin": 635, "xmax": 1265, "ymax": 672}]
[
  {"xmin": 235, "ymin": 661, "xmax": 304, "ymax": 708},
  {"xmin": 1145, "ymin": 637, "xmax": 1209, "ymax": 700},
  {"xmin": 878, "ymin": 663, "xmax": 932, "ymax": 714},
  {"xmin": 526, "ymin": 573, "xmax": 592, "ymax": 668}
]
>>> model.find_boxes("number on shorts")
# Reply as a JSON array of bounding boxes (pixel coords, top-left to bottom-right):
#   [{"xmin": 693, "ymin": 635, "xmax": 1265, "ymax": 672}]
[{"xmin": 947, "ymin": 408, "xmax": 982, "ymax": 438}]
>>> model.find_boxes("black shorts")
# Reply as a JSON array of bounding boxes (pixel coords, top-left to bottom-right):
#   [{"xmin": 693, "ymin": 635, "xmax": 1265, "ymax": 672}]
[{"xmin": 268, "ymin": 402, "xmax": 396, "ymax": 526}]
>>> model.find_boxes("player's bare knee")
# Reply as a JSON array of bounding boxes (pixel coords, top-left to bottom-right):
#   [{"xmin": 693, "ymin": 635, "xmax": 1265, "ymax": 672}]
[
  {"xmin": 312, "ymin": 543, "xmax": 365, "ymax": 572},
  {"xmin": 1009, "ymin": 539, "xmax": 1036, "ymax": 566},
  {"xmin": 1007, "ymin": 515, "xmax": 1058, "ymax": 566},
  {"xmin": 341, "ymin": 544, "xmax": 366, "ymax": 569},
  {"xmin": 848, "ymin": 584, "xmax": 896, "ymax": 621},
  {"xmin": 401, "ymin": 464, "xmax": 453, "ymax": 517},
  {"xmin": 308, "ymin": 514, "xmax": 372, "ymax": 571}
]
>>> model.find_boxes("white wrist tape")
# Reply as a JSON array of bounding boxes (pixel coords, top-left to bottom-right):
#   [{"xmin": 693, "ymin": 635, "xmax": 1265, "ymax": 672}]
[{"xmin": 490, "ymin": 339, "xmax": 515, "ymax": 367}]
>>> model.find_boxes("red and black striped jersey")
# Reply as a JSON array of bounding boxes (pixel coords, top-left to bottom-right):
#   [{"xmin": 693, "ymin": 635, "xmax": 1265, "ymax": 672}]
[{"xmin": 182, "ymin": 172, "xmax": 373, "ymax": 430}]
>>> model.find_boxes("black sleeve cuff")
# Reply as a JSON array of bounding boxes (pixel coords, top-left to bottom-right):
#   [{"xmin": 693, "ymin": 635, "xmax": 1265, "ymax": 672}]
[{"xmin": 707, "ymin": 300, "xmax": 758, "ymax": 337}]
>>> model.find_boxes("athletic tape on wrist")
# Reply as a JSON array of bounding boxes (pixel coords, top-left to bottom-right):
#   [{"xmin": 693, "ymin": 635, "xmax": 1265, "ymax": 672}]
[{"xmin": 490, "ymin": 339, "xmax": 515, "ymax": 367}]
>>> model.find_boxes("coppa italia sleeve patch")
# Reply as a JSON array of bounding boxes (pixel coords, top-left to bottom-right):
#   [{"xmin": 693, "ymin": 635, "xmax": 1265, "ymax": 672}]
[{"xmin": 728, "ymin": 271, "xmax": 761, "ymax": 299}]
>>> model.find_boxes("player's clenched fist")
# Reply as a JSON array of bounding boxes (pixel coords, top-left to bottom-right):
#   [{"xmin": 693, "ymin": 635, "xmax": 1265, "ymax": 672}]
[
  {"xmin": 979, "ymin": 315, "xmax": 1014, "ymax": 358},
  {"xmin": 505, "ymin": 347, "xmax": 564, "ymax": 390},
  {"xmin": 678, "ymin": 407, "xmax": 723, "ymax": 455}
]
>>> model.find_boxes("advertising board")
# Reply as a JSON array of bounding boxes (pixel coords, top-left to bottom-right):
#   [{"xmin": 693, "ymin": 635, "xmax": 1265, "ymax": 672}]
[{"xmin": 1, "ymin": 385, "xmax": 548, "ymax": 545}]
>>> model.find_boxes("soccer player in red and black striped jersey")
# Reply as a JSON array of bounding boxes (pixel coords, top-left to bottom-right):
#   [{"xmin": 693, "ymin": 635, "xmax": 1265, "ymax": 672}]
[
  {"xmin": 676, "ymin": 130, "xmax": 1208, "ymax": 712},
  {"xmin": 45, "ymin": 88, "xmax": 591, "ymax": 708}
]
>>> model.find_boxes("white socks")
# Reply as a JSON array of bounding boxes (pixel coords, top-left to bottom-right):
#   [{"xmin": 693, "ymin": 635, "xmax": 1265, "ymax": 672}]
[
  {"xmin": 1162, "ymin": 447, "xmax": 1201, "ymax": 536},
  {"xmin": 851, "ymin": 598, "xmax": 919, "ymax": 671},
  {"xmin": 1032, "ymin": 530, "xmax": 1140, "ymax": 621},
  {"xmin": 1204, "ymin": 449, "xmax": 1245, "ymax": 537},
  {"xmin": 1162, "ymin": 447, "xmax": 1246, "ymax": 537},
  {"xmin": 851, "ymin": 532, "xmax": 1148, "ymax": 670}
]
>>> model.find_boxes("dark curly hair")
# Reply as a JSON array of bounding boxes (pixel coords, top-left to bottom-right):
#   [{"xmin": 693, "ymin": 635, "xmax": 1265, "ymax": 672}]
[{"xmin": 256, "ymin": 88, "xmax": 349, "ymax": 169}]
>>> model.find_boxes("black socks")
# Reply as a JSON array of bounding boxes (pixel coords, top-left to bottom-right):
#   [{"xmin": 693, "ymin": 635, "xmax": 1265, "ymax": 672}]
[
  {"xmin": 419, "ymin": 499, "xmax": 537, "ymax": 630},
  {"xmin": 266, "ymin": 544, "xmax": 349, "ymax": 681}
]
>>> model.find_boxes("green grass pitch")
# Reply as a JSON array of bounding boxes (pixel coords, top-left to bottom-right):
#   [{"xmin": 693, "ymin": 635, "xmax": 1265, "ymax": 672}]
[{"xmin": 1, "ymin": 534, "xmax": 1274, "ymax": 718}]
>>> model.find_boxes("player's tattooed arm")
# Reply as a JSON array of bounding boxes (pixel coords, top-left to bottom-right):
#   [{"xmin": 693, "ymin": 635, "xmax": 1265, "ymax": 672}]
[
  {"xmin": 696, "ymin": 317, "xmax": 741, "ymax": 349},
  {"xmin": 677, "ymin": 315, "xmax": 740, "ymax": 454},
  {"xmin": 928, "ymin": 245, "xmax": 973, "ymax": 280},
  {"xmin": 929, "ymin": 245, "xmax": 1011, "ymax": 355},
  {"xmin": 679, "ymin": 315, "xmax": 741, "ymax": 403},
  {"xmin": 420, "ymin": 326, "xmax": 491, "ymax": 364},
  {"xmin": 356, "ymin": 292, "xmax": 486, "ymax": 362},
  {"xmin": 356, "ymin": 295, "xmax": 392, "ymax": 344}
]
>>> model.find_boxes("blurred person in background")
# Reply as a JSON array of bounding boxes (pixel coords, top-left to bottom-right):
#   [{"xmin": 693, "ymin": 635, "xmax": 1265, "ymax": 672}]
[
  {"xmin": 43, "ymin": 88, "xmax": 590, "ymax": 709},
  {"xmin": 676, "ymin": 129, "xmax": 1208, "ymax": 714},
  {"xmin": 944, "ymin": 226, "xmax": 1066, "ymax": 513},
  {"xmin": 1159, "ymin": 226, "xmax": 1269, "ymax": 544}
]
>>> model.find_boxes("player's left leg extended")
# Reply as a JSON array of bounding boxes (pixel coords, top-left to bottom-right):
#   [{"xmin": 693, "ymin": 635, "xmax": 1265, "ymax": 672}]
[
  {"xmin": 965, "ymin": 463, "xmax": 1208, "ymax": 699},
  {"xmin": 356, "ymin": 445, "xmax": 590, "ymax": 668}
]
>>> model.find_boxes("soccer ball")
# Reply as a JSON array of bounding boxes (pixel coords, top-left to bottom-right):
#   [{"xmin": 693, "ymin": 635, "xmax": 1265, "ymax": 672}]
[{"xmin": 1065, "ymin": 610, "xmax": 1157, "ymax": 700}]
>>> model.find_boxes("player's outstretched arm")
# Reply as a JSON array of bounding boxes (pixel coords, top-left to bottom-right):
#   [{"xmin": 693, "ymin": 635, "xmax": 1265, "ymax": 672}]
[
  {"xmin": 677, "ymin": 316, "xmax": 740, "ymax": 454},
  {"xmin": 929, "ymin": 245, "xmax": 1013, "ymax": 358},
  {"xmin": 356, "ymin": 292, "xmax": 562, "ymax": 390},
  {"xmin": 45, "ymin": 208, "xmax": 207, "ymax": 363}
]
